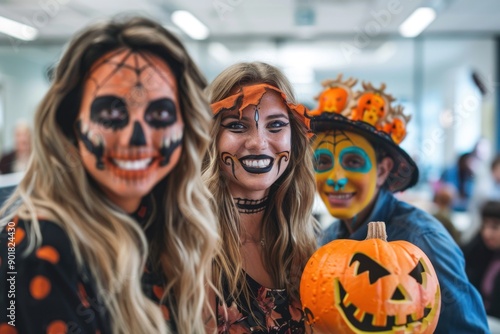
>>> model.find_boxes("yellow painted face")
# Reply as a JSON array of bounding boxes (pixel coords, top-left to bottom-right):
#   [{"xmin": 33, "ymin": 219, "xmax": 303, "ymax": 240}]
[{"xmin": 313, "ymin": 130, "xmax": 377, "ymax": 219}]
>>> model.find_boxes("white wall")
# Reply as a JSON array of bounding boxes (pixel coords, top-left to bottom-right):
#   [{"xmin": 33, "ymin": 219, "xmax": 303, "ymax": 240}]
[
  {"xmin": 0, "ymin": 46, "xmax": 60, "ymax": 153},
  {"xmin": 420, "ymin": 38, "xmax": 496, "ymax": 178}
]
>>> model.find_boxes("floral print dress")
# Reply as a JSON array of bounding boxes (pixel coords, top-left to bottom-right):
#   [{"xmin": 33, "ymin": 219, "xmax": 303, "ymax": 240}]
[{"xmin": 217, "ymin": 273, "xmax": 306, "ymax": 334}]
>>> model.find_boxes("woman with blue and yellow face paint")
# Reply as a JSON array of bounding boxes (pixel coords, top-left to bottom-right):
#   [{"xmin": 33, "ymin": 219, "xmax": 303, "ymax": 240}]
[
  {"xmin": 313, "ymin": 129, "xmax": 389, "ymax": 225},
  {"xmin": 308, "ymin": 78, "xmax": 489, "ymax": 334},
  {"xmin": 313, "ymin": 130, "xmax": 378, "ymax": 221}
]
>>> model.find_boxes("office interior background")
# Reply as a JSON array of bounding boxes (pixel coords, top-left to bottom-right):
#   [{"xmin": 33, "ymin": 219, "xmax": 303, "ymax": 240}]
[
  {"xmin": 0, "ymin": 0, "xmax": 500, "ymax": 330},
  {"xmin": 0, "ymin": 0, "xmax": 499, "ymax": 226}
]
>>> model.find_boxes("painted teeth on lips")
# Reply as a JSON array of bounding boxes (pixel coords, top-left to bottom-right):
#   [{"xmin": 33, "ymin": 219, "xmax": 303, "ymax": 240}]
[
  {"xmin": 113, "ymin": 158, "xmax": 152, "ymax": 171},
  {"xmin": 241, "ymin": 159, "xmax": 271, "ymax": 168}
]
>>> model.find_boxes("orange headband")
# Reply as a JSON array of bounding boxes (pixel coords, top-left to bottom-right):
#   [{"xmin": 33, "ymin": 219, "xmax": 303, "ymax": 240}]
[{"xmin": 210, "ymin": 83, "xmax": 310, "ymax": 130}]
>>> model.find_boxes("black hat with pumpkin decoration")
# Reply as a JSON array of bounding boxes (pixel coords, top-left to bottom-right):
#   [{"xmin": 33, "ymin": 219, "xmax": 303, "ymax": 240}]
[{"xmin": 307, "ymin": 75, "xmax": 418, "ymax": 193}]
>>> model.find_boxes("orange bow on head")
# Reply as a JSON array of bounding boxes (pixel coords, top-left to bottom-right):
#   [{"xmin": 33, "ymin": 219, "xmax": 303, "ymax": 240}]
[{"xmin": 211, "ymin": 83, "xmax": 310, "ymax": 130}]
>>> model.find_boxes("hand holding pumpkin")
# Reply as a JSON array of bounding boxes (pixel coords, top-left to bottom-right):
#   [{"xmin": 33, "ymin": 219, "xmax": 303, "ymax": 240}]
[{"xmin": 300, "ymin": 221, "xmax": 441, "ymax": 334}]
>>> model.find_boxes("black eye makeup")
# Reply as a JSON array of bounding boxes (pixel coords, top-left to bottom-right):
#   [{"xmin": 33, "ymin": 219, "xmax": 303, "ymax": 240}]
[
  {"xmin": 221, "ymin": 121, "xmax": 247, "ymax": 132},
  {"xmin": 221, "ymin": 114, "xmax": 247, "ymax": 133},
  {"xmin": 144, "ymin": 98, "xmax": 177, "ymax": 128},
  {"xmin": 267, "ymin": 120, "xmax": 289, "ymax": 133},
  {"xmin": 90, "ymin": 95, "xmax": 129, "ymax": 130},
  {"xmin": 220, "ymin": 111, "xmax": 289, "ymax": 135}
]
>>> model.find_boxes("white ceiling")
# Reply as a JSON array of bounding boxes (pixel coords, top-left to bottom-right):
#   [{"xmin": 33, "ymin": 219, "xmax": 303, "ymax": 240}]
[
  {"xmin": 0, "ymin": 0, "xmax": 498, "ymax": 41},
  {"xmin": 0, "ymin": 0, "xmax": 496, "ymax": 159},
  {"xmin": 0, "ymin": 0, "xmax": 496, "ymax": 104}
]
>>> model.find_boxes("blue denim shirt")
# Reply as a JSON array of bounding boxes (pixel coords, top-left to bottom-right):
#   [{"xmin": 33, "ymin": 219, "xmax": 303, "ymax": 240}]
[{"xmin": 320, "ymin": 188, "xmax": 490, "ymax": 334}]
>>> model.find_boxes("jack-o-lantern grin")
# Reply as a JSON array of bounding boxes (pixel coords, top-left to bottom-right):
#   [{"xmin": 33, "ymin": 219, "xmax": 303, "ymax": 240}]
[
  {"xmin": 334, "ymin": 278, "xmax": 439, "ymax": 333},
  {"xmin": 330, "ymin": 252, "xmax": 441, "ymax": 333},
  {"xmin": 301, "ymin": 222, "xmax": 441, "ymax": 334}
]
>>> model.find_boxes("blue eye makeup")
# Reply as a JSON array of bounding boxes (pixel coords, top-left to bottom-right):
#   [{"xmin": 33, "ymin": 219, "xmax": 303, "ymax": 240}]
[
  {"xmin": 313, "ymin": 148, "xmax": 334, "ymax": 173},
  {"xmin": 339, "ymin": 146, "xmax": 372, "ymax": 173}
]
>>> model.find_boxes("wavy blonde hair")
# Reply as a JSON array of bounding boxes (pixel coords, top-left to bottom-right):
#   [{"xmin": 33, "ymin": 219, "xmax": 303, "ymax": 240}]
[
  {"xmin": 0, "ymin": 16, "xmax": 218, "ymax": 334},
  {"xmin": 203, "ymin": 62, "xmax": 319, "ymax": 314}
]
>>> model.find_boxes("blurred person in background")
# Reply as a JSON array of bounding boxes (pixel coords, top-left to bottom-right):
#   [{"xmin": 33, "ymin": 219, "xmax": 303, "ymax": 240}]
[
  {"xmin": 440, "ymin": 152, "xmax": 476, "ymax": 212},
  {"xmin": 472, "ymin": 155, "xmax": 500, "ymax": 206},
  {"xmin": 0, "ymin": 120, "xmax": 32, "ymax": 174},
  {"xmin": 0, "ymin": 16, "xmax": 218, "ymax": 334},
  {"xmin": 464, "ymin": 153, "xmax": 500, "ymax": 245},
  {"xmin": 432, "ymin": 182, "xmax": 461, "ymax": 244},
  {"xmin": 463, "ymin": 200, "xmax": 500, "ymax": 319}
]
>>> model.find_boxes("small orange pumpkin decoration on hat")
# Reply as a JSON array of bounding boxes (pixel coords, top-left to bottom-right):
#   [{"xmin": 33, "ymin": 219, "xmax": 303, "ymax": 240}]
[
  {"xmin": 383, "ymin": 105, "xmax": 411, "ymax": 145},
  {"xmin": 351, "ymin": 82, "xmax": 395, "ymax": 128},
  {"xmin": 309, "ymin": 74, "xmax": 357, "ymax": 116},
  {"xmin": 300, "ymin": 221, "xmax": 441, "ymax": 334}
]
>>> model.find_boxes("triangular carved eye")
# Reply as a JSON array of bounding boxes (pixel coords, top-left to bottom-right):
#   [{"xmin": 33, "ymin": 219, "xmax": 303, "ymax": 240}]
[
  {"xmin": 409, "ymin": 259, "xmax": 427, "ymax": 285},
  {"xmin": 349, "ymin": 253, "xmax": 390, "ymax": 284}
]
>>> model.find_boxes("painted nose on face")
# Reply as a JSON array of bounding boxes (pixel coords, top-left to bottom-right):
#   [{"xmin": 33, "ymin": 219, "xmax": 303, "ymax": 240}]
[
  {"xmin": 129, "ymin": 121, "xmax": 147, "ymax": 146},
  {"xmin": 326, "ymin": 178, "xmax": 348, "ymax": 191}
]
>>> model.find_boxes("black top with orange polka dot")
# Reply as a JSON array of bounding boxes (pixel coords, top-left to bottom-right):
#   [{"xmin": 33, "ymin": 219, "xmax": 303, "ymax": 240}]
[
  {"xmin": 0, "ymin": 217, "xmax": 111, "ymax": 334},
  {"xmin": 0, "ymin": 198, "xmax": 173, "ymax": 334}
]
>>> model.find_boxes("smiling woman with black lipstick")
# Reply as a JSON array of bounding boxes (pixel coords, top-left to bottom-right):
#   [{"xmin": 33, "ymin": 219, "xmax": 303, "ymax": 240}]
[{"xmin": 203, "ymin": 62, "xmax": 319, "ymax": 333}]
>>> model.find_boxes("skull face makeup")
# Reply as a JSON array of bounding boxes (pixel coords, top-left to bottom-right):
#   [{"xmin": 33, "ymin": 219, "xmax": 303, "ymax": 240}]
[
  {"xmin": 217, "ymin": 89, "xmax": 291, "ymax": 199},
  {"xmin": 77, "ymin": 49, "xmax": 184, "ymax": 212},
  {"xmin": 313, "ymin": 130, "xmax": 377, "ymax": 219}
]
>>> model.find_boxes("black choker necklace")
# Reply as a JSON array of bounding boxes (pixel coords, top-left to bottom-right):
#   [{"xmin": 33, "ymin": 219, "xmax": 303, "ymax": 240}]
[{"xmin": 234, "ymin": 196, "xmax": 268, "ymax": 214}]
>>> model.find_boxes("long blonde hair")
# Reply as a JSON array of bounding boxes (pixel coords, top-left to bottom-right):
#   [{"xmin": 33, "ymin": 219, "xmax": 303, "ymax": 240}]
[
  {"xmin": 0, "ymin": 16, "xmax": 218, "ymax": 334},
  {"xmin": 204, "ymin": 62, "xmax": 318, "ymax": 311}
]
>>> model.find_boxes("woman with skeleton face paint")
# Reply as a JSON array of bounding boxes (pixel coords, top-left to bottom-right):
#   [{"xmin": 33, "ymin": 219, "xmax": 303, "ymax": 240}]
[
  {"xmin": 0, "ymin": 17, "xmax": 218, "ymax": 334},
  {"xmin": 203, "ymin": 62, "xmax": 319, "ymax": 333}
]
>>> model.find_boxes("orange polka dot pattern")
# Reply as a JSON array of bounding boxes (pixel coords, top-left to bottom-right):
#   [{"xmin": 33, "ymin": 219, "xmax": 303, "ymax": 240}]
[
  {"xmin": 36, "ymin": 246, "xmax": 60, "ymax": 264},
  {"xmin": 46, "ymin": 320, "xmax": 67, "ymax": 334},
  {"xmin": 0, "ymin": 323, "xmax": 17, "ymax": 334},
  {"xmin": 30, "ymin": 275, "xmax": 51, "ymax": 300},
  {"xmin": 1, "ymin": 200, "xmax": 175, "ymax": 333},
  {"xmin": 0, "ymin": 218, "xmax": 111, "ymax": 333}
]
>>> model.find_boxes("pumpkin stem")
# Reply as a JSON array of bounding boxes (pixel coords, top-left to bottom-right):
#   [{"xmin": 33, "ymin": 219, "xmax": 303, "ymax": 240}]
[{"xmin": 366, "ymin": 221, "xmax": 387, "ymax": 241}]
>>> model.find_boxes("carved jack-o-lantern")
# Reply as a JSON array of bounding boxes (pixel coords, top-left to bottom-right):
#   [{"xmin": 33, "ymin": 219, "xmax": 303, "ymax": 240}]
[{"xmin": 300, "ymin": 222, "xmax": 441, "ymax": 334}]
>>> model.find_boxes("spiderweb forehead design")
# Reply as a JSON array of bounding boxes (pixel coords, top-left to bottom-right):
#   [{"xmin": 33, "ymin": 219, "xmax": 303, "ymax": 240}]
[
  {"xmin": 316, "ymin": 129, "xmax": 355, "ymax": 156},
  {"xmin": 87, "ymin": 49, "xmax": 175, "ymax": 102}
]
